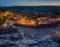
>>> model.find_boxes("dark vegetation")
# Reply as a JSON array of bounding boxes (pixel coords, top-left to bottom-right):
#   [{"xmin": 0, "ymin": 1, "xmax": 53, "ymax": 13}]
[{"xmin": 0, "ymin": 6, "xmax": 60, "ymax": 18}]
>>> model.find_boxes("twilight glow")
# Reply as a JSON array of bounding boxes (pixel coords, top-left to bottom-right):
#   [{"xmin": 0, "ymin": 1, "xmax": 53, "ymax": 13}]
[{"xmin": 0, "ymin": 0, "xmax": 60, "ymax": 6}]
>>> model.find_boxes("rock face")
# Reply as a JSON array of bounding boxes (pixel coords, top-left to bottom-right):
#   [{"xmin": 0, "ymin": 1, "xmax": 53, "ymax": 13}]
[
  {"xmin": 51, "ymin": 30, "xmax": 60, "ymax": 46},
  {"xmin": 0, "ymin": 25, "xmax": 59, "ymax": 47}
]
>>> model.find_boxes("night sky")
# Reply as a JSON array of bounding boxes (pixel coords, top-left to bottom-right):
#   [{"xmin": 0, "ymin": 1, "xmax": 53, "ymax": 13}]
[{"xmin": 0, "ymin": 0, "xmax": 60, "ymax": 6}]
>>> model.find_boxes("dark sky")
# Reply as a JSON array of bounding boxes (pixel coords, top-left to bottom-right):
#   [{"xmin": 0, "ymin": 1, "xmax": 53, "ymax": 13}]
[{"xmin": 0, "ymin": 0, "xmax": 60, "ymax": 6}]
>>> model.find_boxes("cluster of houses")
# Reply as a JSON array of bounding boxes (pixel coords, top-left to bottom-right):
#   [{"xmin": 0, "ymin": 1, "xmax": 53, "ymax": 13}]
[{"xmin": 0, "ymin": 11, "xmax": 60, "ymax": 27}]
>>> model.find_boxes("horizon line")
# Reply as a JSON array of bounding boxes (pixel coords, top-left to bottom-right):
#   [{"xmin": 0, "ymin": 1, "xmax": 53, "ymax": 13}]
[
  {"xmin": 0, "ymin": 5, "xmax": 60, "ymax": 7},
  {"xmin": 0, "ymin": 4, "xmax": 60, "ymax": 6}
]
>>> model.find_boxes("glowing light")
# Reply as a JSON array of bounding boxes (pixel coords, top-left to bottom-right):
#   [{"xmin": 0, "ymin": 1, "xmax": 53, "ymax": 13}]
[{"xmin": 1, "ymin": 11, "xmax": 60, "ymax": 27}]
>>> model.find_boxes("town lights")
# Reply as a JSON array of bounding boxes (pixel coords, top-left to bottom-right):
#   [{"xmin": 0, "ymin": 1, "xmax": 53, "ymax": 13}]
[{"xmin": 1, "ymin": 11, "xmax": 60, "ymax": 27}]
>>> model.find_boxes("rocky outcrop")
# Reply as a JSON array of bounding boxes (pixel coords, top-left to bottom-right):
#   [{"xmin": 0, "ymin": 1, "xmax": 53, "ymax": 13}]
[{"xmin": 0, "ymin": 25, "xmax": 59, "ymax": 47}]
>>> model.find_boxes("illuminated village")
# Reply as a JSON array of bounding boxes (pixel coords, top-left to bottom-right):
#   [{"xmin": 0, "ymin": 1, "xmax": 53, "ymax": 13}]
[
  {"xmin": 0, "ymin": 0, "xmax": 60, "ymax": 46},
  {"xmin": 0, "ymin": 11, "xmax": 60, "ymax": 27},
  {"xmin": 0, "ymin": 7, "xmax": 60, "ymax": 47}
]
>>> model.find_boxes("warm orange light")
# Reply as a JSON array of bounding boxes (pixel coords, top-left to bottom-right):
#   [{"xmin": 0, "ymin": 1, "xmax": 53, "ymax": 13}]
[
  {"xmin": 2, "ymin": 11, "xmax": 59, "ymax": 27},
  {"xmin": 37, "ymin": 18, "xmax": 41, "ymax": 20}
]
